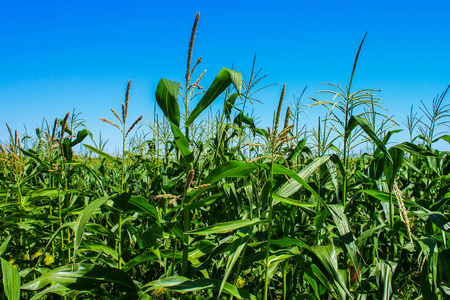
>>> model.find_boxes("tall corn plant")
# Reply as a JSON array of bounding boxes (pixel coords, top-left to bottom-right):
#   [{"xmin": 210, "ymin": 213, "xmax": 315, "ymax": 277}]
[
  {"xmin": 290, "ymin": 86, "xmax": 309, "ymax": 141},
  {"xmin": 263, "ymin": 84, "xmax": 297, "ymax": 300},
  {"xmin": 310, "ymin": 32, "xmax": 383, "ymax": 206},
  {"xmin": 404, "ymin": 105, "xmax": 421, "ymax": 143},
  {"xmin": 418, "ymin": 84, "xmax": 450, "ymax": 147},
  {"xmin": 154, "ymin": 12, "xmax": 242, "ymax": 283},
  {"xmin": 90, "ymin": 80, "xmax": 143, "ymax": 268}
]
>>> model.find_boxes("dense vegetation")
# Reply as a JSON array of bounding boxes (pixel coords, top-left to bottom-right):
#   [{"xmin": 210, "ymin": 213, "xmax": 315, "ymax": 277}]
[{"xmin": 1, "ymin": 13, "xmax": 450, "ymax": 299}]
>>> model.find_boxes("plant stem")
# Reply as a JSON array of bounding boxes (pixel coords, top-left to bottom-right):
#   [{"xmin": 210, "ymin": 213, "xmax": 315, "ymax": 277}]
[
  {"xmin": 118, "ymin": 125, "xmax": 126, "ymax": 269},
  {"xmin": 181, "ymin": 204, "xmax": 190, "ymax": 276},
  {"xmin": 264, "ymin": 157, "xmax": 275, "ymax": 300},
  {"xmin": 283, "ymin": 262, "xmax": 287, "ymax": 300}
]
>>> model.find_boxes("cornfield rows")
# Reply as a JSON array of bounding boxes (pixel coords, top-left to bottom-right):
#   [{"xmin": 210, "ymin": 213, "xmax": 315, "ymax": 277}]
[{"xmin": 1, "ymin": 13, "xmax": 450, "ymax": 300}]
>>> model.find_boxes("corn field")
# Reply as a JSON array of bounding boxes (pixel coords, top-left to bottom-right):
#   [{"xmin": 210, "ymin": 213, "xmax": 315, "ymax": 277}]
[{"xmin": 1, "ymin": 14, "xmax": 450, "ymax": 300}]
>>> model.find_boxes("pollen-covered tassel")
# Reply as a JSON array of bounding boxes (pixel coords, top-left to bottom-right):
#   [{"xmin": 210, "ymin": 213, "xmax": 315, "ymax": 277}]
[
  {"xmin": 111, "ymin": 108, "xmax": 123, "ymax": 124},
  {"xmin": 186, "ymin": 12, "xmax": 200, "ymax": 87},
  {"xmin": 124, "ymin": 80, "xmax": 131, "ymax": 122},
  {"xmin": 184, "ymin": 169, "xmax": 195, "ymax": 193},
  {"xmin": 283, "ymin": 106, "xmax": 291, "ymax": 132},
  {"xmin": 99, "ymin": 118, "xmax": 122, "ymax": 131},
  {"xmin": 393, "ymin": 180, "xmax": 413, "ymax": 244},
  {"xmin": 126, "ymin": 116, "xmax": 143, "ymax": 137},
  {"xmin": 273, "ymin": 84, "xmax": 286, "ymax": 137},
  {"xmin": 60, "ymin": 112, "xmax": 70, "ymax": 139}
]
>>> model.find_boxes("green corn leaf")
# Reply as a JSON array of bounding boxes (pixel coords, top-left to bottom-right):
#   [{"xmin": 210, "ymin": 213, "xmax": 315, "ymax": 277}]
[
  {"xmin": 272, "ymin": 194, "xmax": 316, "ymax": 209},
  {"xmin": 345, "ymin": 115, "xmax": 359, "ymax": 141},
  {"xmin": 144, "ymin": 276, "xmax": 189, "ymax": 289},
  {"xmin": 362, "ymin": 189, "xmax": 450, "ymax": 233},
  {"xmin": 277, "ymin": 155, "xmax": 330, "ymax": 198},
  {"xmin": 383, "ymin": 147, "xmax": 404, "ymax": 191},
  {"xmin": 188, "ymin": 240, "xmax": 217, "ymax": 260},
  {"xmin": 71, "ymin": 163, "xmax": 106, "ymax": 195},
  {"xmin": 328, "ymin": 204, "xmax": 360, "ymax": 283},
  {"xmin": 123, "ymin": 250, "xmax": 182, "ymax": 272},
  {"xmin": 313, "ymin": 209, "xmax": 329, "ymax": 232},
  {"xmin": 29, "ymin": 284, "xmax": 72, "ymax": 300},
  {"xmin": 203, "ymin": 161, "xmax": 258, "ymax": 185},
  {"xmin": 349, "ymin": 116, "xmax": 392, "ymax": 163},
  {"xmin": 123, "ymin": 253, "xmax": 160, "ymax": 272},
  {"xmin": 83, "ymin": 144, "xmax": 122, "ymax": 164},
  {"xmin": 21, "ymin": 263, "xmax": 137, "ymax": 293},
  {"xmin": 61, "ymin": 138, "xmax": 73, "ymax": 161},
  {"xmin": 186, "ymin": 218, "xmax": 263, "ymax": 235},
  {"xmin": 84, "ymin": 223, "xmax": 115, "ymax": 239},
  {"xmin": 187, "ymin": 194, "xmax": 220, "ymax": 210},
  {"xmin": 373, "ymin": 129, "xmax": 403, "ymax": 157},
  {"xmin": 185, "ymin": 68, "xmax": 242, "ymax": 126},
  {"xmin": 155, "ymin": 78, "xmax": 181, "ymax": 126},
  {"xmin": 393, "ymin": 141, "xmax": 438, "ymax": 157},
  {"xmin": 169, "ymin": 121, "xmax": 194, "ymax": 167},
  {"xmin": 0, "ymin": 236, "xmax": 11, "ymax": 256},
  {"xmin": 375, "ymin": 260, "xmax": 398, "ymax": 300},
  {"xmin": 0, "ymin": 202, "xmax": 19, "ymax": 210},
  {"xmin": 77, "ymin": 241, "xmax": 119, "ymax": 261},
  {"xmin": 224, "ymin": 93, "xmax": 239, "ymax": 120},
  {"xmin": 1, "ymin": 257, "xmax": 20, "ymax": 300},
  {"xmin": 234, "ymin": 111, "xmax": 256, "ymax": 130},
  {"xmin": 438, "ymin": 134, "xmax": 450, "ymax": 146},
  {"xmin": 303, "ymin": 266, "xmax": 323, "ymax": 299},
  {"xmin": 356, "ymin": 224, "xmax": 385, "ymax": 249},
  {"xmin": 359, "ymin": 189, "xmax": 390, "ymax": 202},
  {"xmin": 326, "ymin": 159, "xmax": 340, "ymax": 196},
  {"xmin": 428, "ymin": 213, "xmax": 450, "ymax": 232},
  {"xmin": 287, "ymin": 138, "xmax": 307, "ymax": 163},
  {"xmin": 144, "ymin": 276, "xmax": 256, "ymax": 300},
  {"xmin": 314, "ymin": 243, "xmax": 353, "ymax": 299},
  {"xmin": 31, "ymin": 188, "xmax": 67, "ymax": 198},
  {"xmin": 218, "ymin": 232, "xmax": 250, "ymax": 297},
  {"xmin": 111, "ymin": 193, "xmax": 159, "ymax": 221},
  {"xmin": 310, "ymin": 263, "xmax": 334, "ymax": 292},
  {"xmin": 271, "ymin": 164, "xmax": 328, "ymax": 208},
  {"xmin": 330, "ymin": 153, "xmax": 345, "ymax": 180},
  {"xmin": 35, "ymin": 222, "xmax": 74, "ymax": 267},
  {"xmin": 70, "ymin": 129, "xmax": 90, "ymax": 147},
  {"xmin": 19, "ymin": 148, "xmax": 46, "ymax": 167},
  {"xmin": 269, "ymin": 237, "xmax": 313, "ymax": 252},
  {"xmin": 73, "ymin": 196, "xmax": 109, "ymax": 262},
  {"xmin": 418, "ymin": 238, "xmax": 439, "ymax": 293}
]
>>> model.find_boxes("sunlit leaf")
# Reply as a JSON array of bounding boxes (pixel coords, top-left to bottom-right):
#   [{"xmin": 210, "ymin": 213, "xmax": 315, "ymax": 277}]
[
  {"xmin": 2, "ymin": 257, "xmax": 20, "ymax": 300},
  {"xmin": 73, "ymin": 196, "xmax": 109, "ymax": 261},
  {"xmin": 84, "ymin": 144, "xmax": 122, "ymax": 164},
  {"xmin": 203, "ymin": 161, "xmax": 258, "ymax": 185},
  {"xmin": 21, "ymin": 263, "xmax": 137, "ymax": 293},
  {"xmin": 155, "ymin": 78, "xmax": 181, "ymax": 126},
  {"xmin": 186, "ymin": 68, "xmax": 242, "ymax": 126},
  {"xmin": 186, "ymin": 218, "xmax": 263, "ymax": 235}
]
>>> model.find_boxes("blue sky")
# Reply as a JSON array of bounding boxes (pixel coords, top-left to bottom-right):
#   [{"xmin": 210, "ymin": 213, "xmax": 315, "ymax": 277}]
[{"xmin": 1, "ymin": 0, "xmax": 449, "ymax": 152}]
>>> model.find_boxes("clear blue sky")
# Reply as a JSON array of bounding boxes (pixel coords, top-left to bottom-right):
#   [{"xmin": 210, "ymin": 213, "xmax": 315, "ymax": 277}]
[{"xmin": 1, "ymin": 0, "xmax": 449, "ymax": 153}]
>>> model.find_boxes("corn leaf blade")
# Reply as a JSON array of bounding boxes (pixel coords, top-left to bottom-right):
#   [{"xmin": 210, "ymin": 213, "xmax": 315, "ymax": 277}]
[
  {"xmin": 185, "ymin": 68, "xmax": 242, "ymax": 126},
  {"xmin": 186, "ymin": 218, "xmax": 263, "ymax": 235},
  {"xmin": 73, "ymin": 196, "xmax": 109, "ymax": 262},
  {"xmin": 155, "ymin": 78, "xmax": 181, "ymax": 126},
  {"xmin": 203, "ymin": 161, "xmax": 258, "ymax": 185},
  {"xmin": 21, "ymin": 263, "xmax": 137, "ymax": 293},
  {"xmin": 1, "ymin": 257, "xmax": 20, "ymax": 300}
]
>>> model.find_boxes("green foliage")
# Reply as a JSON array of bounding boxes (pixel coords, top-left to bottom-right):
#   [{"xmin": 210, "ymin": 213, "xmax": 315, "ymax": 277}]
[{"xmin": 0, "ymin": 14, "xmax": 449, "ymax": 300}]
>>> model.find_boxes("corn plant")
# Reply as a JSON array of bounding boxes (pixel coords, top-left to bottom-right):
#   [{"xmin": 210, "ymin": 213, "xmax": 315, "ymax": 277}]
[{"xmin": 310, "ymin": 32, "xmax": 384, "ymax": 207}]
